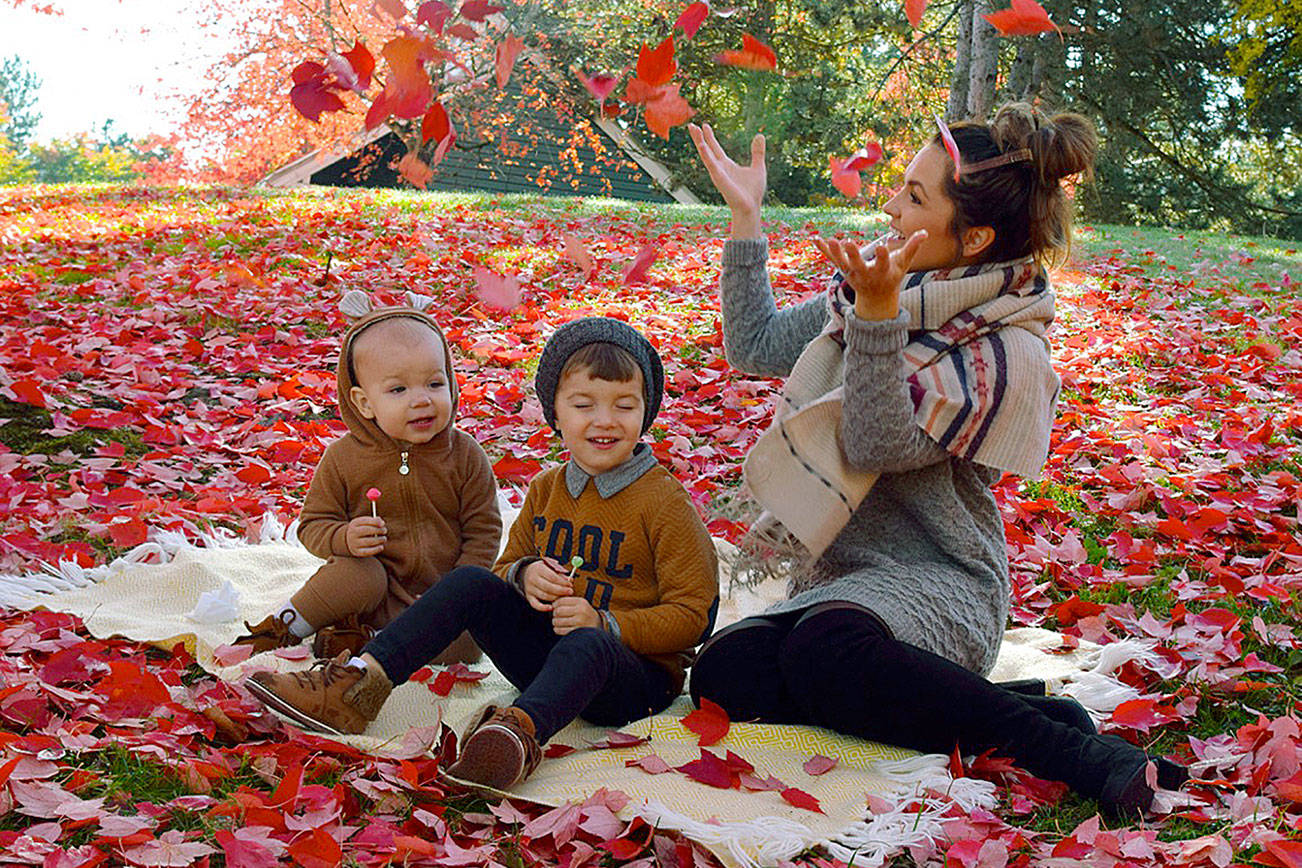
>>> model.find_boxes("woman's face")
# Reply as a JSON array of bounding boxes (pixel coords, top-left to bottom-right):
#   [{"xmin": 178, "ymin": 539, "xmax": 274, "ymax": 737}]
[{"xmin": 882, "ymin": 143, "xmax": 967, "ymax": 273}]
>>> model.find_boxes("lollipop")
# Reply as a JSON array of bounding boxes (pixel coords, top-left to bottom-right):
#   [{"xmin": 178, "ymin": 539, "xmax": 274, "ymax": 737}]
[
  {"xmin": 366, "ymin": 487, "xmax": 381, "ymax": 518},
  {"xmin": 567, "ymin": 555, "xmax": 583, "ymax": 579}
]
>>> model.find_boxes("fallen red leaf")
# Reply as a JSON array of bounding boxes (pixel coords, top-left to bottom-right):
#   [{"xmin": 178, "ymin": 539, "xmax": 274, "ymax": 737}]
[{"xmin": 681, "ymin": 696, "xmax": 730, "ymax": 746}]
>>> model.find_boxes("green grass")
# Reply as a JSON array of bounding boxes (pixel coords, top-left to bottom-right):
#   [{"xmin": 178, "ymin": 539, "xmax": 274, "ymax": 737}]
[
  {"xmin": 0, "ymin": 397, "xmax": 149, "ymax": 460},
  {"xmin": 1074, "ymin": 223, "xmax": 1297, "ymax": 287}
]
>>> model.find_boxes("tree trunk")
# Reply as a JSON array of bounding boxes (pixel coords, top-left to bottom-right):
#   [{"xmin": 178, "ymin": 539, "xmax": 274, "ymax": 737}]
[
  {"xmin": 966, "ymin": 0, "xmax": 999, "ymax": 120},
  {"xmin": 1005, "ymin": 37, "xmax": 1036, "ymax": 100},
  {"xmin": 946, "ymin": 0, "xmax": 974, "ymax": 121}
]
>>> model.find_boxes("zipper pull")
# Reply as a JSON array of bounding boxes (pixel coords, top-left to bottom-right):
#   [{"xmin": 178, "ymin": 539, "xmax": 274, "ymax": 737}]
[{"xmin": 399, "ymin": 451, "xmax": 410, "ymax": 475}]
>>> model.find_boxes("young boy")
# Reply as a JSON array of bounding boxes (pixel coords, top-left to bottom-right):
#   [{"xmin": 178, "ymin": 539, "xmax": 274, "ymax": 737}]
[
  {"xmin": 246, "ymin": 317, "xmax": 720, "ymax": 790},
  {"xmin": 234, "ymin": 296, "xmax": 501, "ymax": 663}
]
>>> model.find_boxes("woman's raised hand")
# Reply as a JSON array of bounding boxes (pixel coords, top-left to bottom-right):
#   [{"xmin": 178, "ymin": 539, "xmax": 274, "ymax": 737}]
[
  {"xmin": 687, "ymin": 122, "xmax": 766, "ymax": 239},
  {"xmin": 814, "ymin": 231, "xmax": 928, "ymax": 322}
]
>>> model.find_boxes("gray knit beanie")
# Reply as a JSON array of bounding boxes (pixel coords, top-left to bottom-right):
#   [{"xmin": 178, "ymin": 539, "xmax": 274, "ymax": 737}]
[{"xmin": 535, "ymin": 317, "xmax": 665, "ymax": 434}]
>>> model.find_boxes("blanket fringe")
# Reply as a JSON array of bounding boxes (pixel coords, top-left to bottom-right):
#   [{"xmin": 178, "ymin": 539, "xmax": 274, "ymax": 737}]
[
  {"xmin": 1058, "ymin": 637, "xmax": 1157, "ymax": 720},
  {"xmin": 640, "ymin": 753, "xmax": 999, "ymax": 868},
  {"xmin": 638, "ymin": 801, "xmax": 816, "ymax": 868},
  {"xmin": 0, "ymin": 513, "xmax": 299, "ymax": 610}
]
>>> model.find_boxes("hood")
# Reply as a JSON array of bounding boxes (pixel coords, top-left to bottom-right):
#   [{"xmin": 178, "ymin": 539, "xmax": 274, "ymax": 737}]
[{"xmin": 336, "ymin": 306, "xmax": 459, "ymax": 451}]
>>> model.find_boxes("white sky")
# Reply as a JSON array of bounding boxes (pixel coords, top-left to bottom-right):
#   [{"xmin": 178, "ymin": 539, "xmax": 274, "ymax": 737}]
[{"xmin": 0, "ymin": 0, "xmax": 231, "ymax": 141}]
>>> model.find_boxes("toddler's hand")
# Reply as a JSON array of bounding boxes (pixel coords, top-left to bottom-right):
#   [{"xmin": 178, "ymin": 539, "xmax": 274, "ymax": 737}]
[
  {"xmin": 551, "ymin": 596, "xmax": 600, "ymax": 635},
  {"xmin": 522, "ymin": 557, "xmax": 574, "ymax": 612},
  {"xmin": 814, "ymin": 231, "xmax": 927, "ymax": 321},
  {"xmin": 346, "ymin": 516, "xmax": 387, "ymax": 557}
]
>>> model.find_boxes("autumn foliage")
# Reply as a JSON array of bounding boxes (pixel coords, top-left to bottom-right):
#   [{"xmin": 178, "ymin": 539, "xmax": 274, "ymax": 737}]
[{"xmin": 0, "ymin": 185, "xmax": 1300, "ymax": 863}]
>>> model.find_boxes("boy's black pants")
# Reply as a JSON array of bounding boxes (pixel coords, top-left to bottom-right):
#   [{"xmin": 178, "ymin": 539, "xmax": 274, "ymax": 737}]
[{"xmin": 364, "ymin": 565, "xmax": 676, "ymax": 743}]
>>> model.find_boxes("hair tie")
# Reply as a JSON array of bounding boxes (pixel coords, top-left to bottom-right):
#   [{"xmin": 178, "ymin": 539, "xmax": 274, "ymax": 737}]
[{"xmin": 960, "ymin": 148, "xmax": 1032, "ymax": 176}]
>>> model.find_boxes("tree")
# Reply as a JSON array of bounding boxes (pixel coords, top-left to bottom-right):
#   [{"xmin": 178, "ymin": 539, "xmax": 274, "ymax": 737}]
[{"xmin": 0, "ymin": 55, "xmax": 42, "ymax": 149}]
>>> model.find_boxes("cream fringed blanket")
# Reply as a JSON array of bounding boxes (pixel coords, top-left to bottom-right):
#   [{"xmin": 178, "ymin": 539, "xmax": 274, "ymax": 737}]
[{"xmin": 0, "ymin": 517, "xmax": 1153, "ymax": 868}]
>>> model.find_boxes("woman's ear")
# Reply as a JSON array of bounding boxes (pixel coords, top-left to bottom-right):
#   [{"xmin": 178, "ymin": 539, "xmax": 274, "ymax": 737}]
[{"xmin": 961, "ymin": 225, "xmax": 996, "ymax": 260}]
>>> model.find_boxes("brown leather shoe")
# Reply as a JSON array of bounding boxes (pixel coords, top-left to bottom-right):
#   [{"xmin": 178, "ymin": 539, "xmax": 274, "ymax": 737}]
[
  {"xmin": 244, "ymin": 652, "xmax": 392, "ymax": 735},
  {"xmin": 445, "ymin": 705, "xmax": 542, "ymax": 790},
  {"xmin": 311, "ymin": 614, "xmax": 375, "ymax": 659},
  {"xmin": 233, "ymin": 611, "xmax": 303, "ymax": 654}
]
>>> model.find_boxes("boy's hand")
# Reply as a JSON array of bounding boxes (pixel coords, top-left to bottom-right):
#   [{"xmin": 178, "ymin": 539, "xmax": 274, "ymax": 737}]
[
  {"xmin": 551, "ymin": 596, "xmax": 600, "ymax": 635},
  {"xmin": 522, "ymin": 557, "xmax": 574, "ymax": 612},
  {"xmin": 345, "ymin": 516, "xmax": 387, "ymax": 557},
  {"xmin": 814, "ymin": 231, "xmax": 927, "ymax": 321}
]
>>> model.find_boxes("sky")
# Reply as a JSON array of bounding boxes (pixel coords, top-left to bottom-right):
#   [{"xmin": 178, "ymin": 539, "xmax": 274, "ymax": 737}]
[{"xmin": 0, "ymin": 0, "xmax": 230, "ymax": 141}]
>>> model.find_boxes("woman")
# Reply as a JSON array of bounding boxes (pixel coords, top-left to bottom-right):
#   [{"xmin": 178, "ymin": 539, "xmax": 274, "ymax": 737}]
[{"xmin": 686, "ymin": 104, "xmax": 1185, "ymax": 816}]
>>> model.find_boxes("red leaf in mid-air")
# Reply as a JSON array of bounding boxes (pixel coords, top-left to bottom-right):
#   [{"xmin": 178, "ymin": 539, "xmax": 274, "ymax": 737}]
[
  {"xmin": 844, "ymin": 141, "xmax": 884, "ymax": 171},
  {"xmin": 675, "ymin": 1, "xmax": 709, "ymax": 38},
  {"xmin": 576, "ymin": 70, "xmax": 620, "ymax": 104},
  {"xmin": 339, "ymin": 41, "xmax": 376, "ymax": 91},
  {"xmin": 289, "ymin": 64, "xmax": 346, "ymax": 123},
  {"xmin": 495, "ymin": 35, "xmax": 525, "ymax": 88},
  {"xmin": 681, "ymin": 697, "xmax": 730, "ymax": 746},
  {"xmin": 642, "ymin": 84, "xmax": 694, "ymax": 138},
  {"xmin": 982, "ymin": 0, "xmax": 1061, "ymax": 36},
  {"xmin": 473, "ymin": 267, "xmax": 522, "ymax": 310},
  {"xmin": 374, "ymin": 0, "xmax": 407, "ymax": 19},
  {"xmin": 905, "ymin": 0, "xmax": 927, "ymax": 27},
  {"xmin": 829, "ymin": 155, "xmax": 864, "ymax": 199},
  {"xmin": 380, "ymin": 35, "xmax": 436, "ymax": 119},
  {"xmin": 417, "ymin": 0, "xmax": 451, "ymax": 31},
  {"xmin": 562, "ymin": 233, "xmax": 595, "ymax": 279},
  {"xmin": 398, "ymin": 153, "xmax": 434, "ymax": 189},
  {"xmin": 622, "ymin": 243, "xmax": 658, "ymax": 284},
  {"xmin": 460, "ymin": 0, "xmax": 503, "ymax": 21},
  {"xmin": 715, "ymin": 33, "xmax": 777, "ymax": 71},
  {"xmin": 421, "ymin": 101, "xmax": 453, "ymax": 144},
  {"xmin": 780, "ymin": 786, "xmax": 824, "ymax": 813},
  {"xmin": 446, "ymin": 21, "xmax": 479, "ymax": 40},
  {"xmin": 637, "ymin": 36, "xmax": 677, "ymax": 87}
]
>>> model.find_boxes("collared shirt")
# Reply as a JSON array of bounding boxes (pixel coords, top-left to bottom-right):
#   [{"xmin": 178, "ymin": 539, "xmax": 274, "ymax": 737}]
[{"xmin": 563, "ymin": 442, "xmax": 658, "ymax": 499}]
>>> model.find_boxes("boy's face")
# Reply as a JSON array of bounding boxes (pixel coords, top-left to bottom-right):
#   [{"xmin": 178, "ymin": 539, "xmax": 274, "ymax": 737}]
[
  {"xmin": 348, "ymin": 319, "xmax": 453, "ymax": 446},
  {"xmin": 554, "ymin": 365, "xmax": 644, "ymax": 476}
]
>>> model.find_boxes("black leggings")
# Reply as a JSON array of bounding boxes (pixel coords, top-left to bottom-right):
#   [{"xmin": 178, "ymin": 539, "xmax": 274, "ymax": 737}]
[{"xmin": 689, "ymin": 604, "xmax": 1145, "ymax": 802}]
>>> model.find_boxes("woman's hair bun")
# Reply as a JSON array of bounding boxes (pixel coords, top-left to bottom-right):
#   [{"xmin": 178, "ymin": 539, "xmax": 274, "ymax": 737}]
[{"xmin": 990, "ymin": 102, "xmax": 1097, "ymax": 187}]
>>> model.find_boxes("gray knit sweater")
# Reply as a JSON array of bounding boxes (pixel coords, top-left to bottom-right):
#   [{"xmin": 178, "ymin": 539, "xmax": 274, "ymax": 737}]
[{"xmin": 721, "ymin": 238, "xmax": 1012, "ymax": 676}]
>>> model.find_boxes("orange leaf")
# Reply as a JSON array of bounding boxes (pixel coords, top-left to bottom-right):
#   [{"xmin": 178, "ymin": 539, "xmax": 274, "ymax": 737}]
[
  {"xmin": 982, "ymin": 0, "xmax": 1061, "ymax": 36},
  {"xmin": 643, "ymin": 84, "xmax": 694, "ymax": 139},
  {"xmin": 829, "ymin": 155, "xmax": 863, "ymax": 199},
  {"xmin": 495, "ymin": 34, "xmax": 525, "ymax": 88},
  {"xmin": 374, "ymin": 0, "xmax": 407, "ymax": 19},
  {"xmin": 381, "ymin": 35, "xmax": 436, "ymax": 119},
  {"xmin": 715, "ymin": 33, "xmax": 777, "ymax": 71},
  {"xmin": 637, "ymin": 36, "xmax": 677, "ymax": 87},
  {"xmin": 398, "ymin": 153, "xmax": 433, "ymax": 188},
  {"xmin": 9, "ymin": 378, "xmax": 46, "ymax": 408}
]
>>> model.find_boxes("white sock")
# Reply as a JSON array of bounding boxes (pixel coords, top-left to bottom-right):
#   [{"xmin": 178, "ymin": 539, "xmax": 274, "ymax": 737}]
[{"xmin": 275, "ymin": 603, "xmax": 315, "ymax": 638}]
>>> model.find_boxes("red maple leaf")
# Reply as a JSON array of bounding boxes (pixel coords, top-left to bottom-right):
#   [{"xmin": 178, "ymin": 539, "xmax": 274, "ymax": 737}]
[
  {"xmin": 421, "ymin": 101, "xmax": 454, "ymax": 144},
  {"xmin": 643, "ymin": 84, "xmax": 695, "ymax": 138},
  {"xmin": 681, "ymin": 696, "xmax": 730, "ymax": 746},
  {"xmin": 636, "ymin": 36, "xmax": 677, "ymax": 87},
  {"xmin": 622, "ymin": 243, "xmax": 659, "ymax": 284},
  {"xmin": 626, "ymin": 753, "xmax": 674, "ymax": 774},
  {"xmin": 904, "ymin": 0, "xmax": 927, "ymax": 27},
  {"xmin": 982, "ymin": 0, "xmax": 1062, "ymax": 36},
  {"xmin": 577, "ymin": 70, "xmax": 621, "ymax": 104},
  {"xmin": 803, "ymin": 754, "xmax": 837, "ymax": 776},
  {"xmin": 676, "ymin": 749, "xmax": 738, "ymax": 788},
  {"xmin": 675, "ymin": 1, "xmax": 709, "ymax": 39},
  {"xmin": 417, "ymin": 0, "xmax": 451, "ymax": 32},
  {"xmin": 459, "ymin": 0, "xmax": 502, "ymax": 21},
  {"xmin": 715, "ymin": 33, "xmax": 777, "ymax": 71},
  {"xmin": 780, "ymin": 786, "xmax": 824, "ymax": 813},
  {"xmin": 495, "ymin": 35, "xmax": 525, "ymax": 88},
  {"xmin": 473, "ymin": 266, "xmax": 522, "ymax": 311}
]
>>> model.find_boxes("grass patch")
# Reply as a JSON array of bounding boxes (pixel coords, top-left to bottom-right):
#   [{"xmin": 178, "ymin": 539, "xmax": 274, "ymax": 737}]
[
  {"xmin": 1074, "ymin": 223, "xmax": 1297, "ymax": 287},
  {"xmin": 0, "ymin": 398, "xmax": 149, "ymax": 460}
]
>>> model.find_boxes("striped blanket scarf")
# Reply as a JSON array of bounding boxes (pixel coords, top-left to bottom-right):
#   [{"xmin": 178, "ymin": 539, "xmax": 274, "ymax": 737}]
[{"xmin": 743, "ymin": 252, "xmax": 1061, "ymax": 558}]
